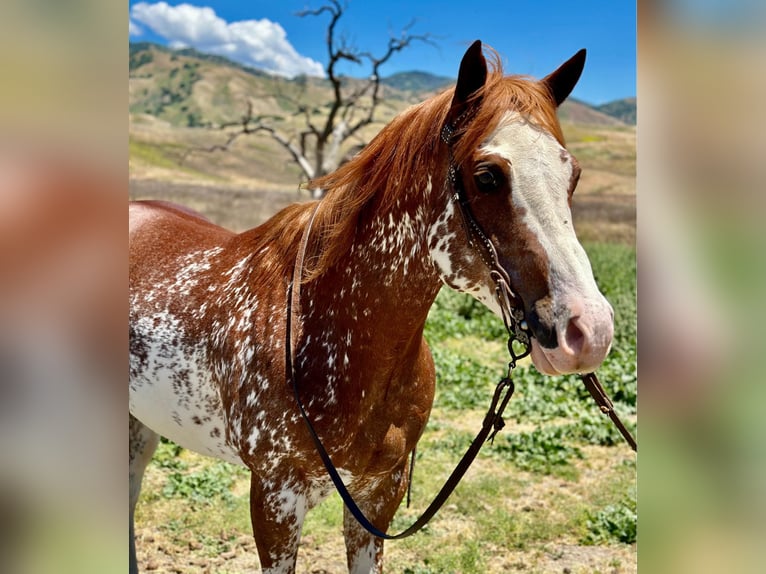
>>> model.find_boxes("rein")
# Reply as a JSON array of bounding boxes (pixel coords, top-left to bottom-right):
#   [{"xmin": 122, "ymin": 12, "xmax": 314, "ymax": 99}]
[{"xmin": 284, "ymin": 118, "xmax": 635, "ymax": 540}]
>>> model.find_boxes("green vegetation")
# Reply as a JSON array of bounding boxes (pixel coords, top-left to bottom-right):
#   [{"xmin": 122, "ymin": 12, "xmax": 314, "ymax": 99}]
[
  {"xmin": 381, "ymin": 71, "xmax": 454, "ymax": 94},
  {"xmin": 493, "ymin": 426, "xmax": 584, "ymax": 479},
  {"xmin": 129, "ymin": 49, "xmax": 153, "ymax": 71},
  {"xmin": 128, "ymin": 140, "xmax": 182, "ymax": 170},
  {"xmin": 583, "ymin": 489, "xmax": 637, "ymax": 544},
  {"xmin": 129, "ymin": 60, "xmax": 204, "ymax": 125},
  {"xmin": 129, "ymin": 139, "xmax": 224, "ymax": 181},
  {"xmin": 150, "ymin": 439, "xmax": 248, "ymax": 506}
]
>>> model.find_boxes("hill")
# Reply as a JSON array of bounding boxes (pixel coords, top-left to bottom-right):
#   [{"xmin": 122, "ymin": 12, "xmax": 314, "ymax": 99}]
[
  {"xmin": 381, "ymin": 70, "xmax": 454, "ymax": 94},
  {"xmin": 130, "ymin": 42, "xmax": 631, "ymax": 128},
  {"xmin": 558, "ymin": 98, "xmax": 626, "ymax": 126},
  {"xmin": 596, "ymin": 98, "xmax": 636, "ymax": 125},
  {"xmin": 129, "ymin": 42, "xmax": 429, "ymax": 128}
]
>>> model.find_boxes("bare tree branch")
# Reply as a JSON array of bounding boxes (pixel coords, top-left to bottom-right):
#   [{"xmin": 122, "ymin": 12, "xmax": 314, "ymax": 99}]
[
  {"xmin": 188, "ymin": 1, "xmax": 436, "ymax": 190},
  {"xmin": 183, "ymin": 101, "xmax": 316, "ymax": 178}
]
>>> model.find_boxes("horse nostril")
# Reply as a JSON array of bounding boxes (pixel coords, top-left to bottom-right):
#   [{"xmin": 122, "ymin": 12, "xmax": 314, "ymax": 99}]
[{"xmin": 564, "ymin": 316, "xmax": 585, "ymax": 356}]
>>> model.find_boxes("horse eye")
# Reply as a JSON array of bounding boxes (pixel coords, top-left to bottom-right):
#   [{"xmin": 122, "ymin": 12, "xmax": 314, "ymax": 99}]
[{"xmin": 474, "ymin": 168, "xmax": 501, "ymax": 193}]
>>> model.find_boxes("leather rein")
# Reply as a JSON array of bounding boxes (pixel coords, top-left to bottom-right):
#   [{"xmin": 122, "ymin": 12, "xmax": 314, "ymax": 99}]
[{"xmin": 284, "ymin": 119, "xmax": 636, "ymax": 540}]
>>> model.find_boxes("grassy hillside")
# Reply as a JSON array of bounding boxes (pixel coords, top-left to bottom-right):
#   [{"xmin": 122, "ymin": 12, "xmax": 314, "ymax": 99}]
[
  {"xmin": 130, "ymin": 43, "xmax": 326, "ymax": 127},
  {"xmin": 558, "ymin": 98, "xmax": 626, "ymax": 126},
  {"xmin": 129, "ymin": 42, "xmax": 630, "ymax": 128},
  {"xmin": 382, "ymin": 70, "xmax": 454, "ymax": 94},
  {"xmin": 596, "ymin": 98, "xmax": 636, "ymax": 125},
  {"xmin": 129, "ymin": 42, "xmax": 421, "ymax": 128}
]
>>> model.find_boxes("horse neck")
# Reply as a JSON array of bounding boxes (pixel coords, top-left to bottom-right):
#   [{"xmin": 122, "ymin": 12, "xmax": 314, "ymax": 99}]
[{"xmin": 298, "ymin": 176, "xmax": 446, "ymax": 399}]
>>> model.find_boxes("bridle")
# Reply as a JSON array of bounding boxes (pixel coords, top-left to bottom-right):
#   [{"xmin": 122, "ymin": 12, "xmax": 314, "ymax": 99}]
[
  {"xmin": 441, "ymin": 118, "xmax": 532, "ymax": 368},
  {"xmin": 284, "ymin": 114, "xmax": 636, "ymax": 541}
]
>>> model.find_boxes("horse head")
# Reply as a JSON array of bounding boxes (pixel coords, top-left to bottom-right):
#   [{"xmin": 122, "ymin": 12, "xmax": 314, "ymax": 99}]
[{"xmin": 429, "ymin": 41, "xmax": 614, "ymax": 375}]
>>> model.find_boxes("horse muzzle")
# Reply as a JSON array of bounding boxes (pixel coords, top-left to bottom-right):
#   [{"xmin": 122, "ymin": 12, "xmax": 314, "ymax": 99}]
[{"xmin": 526, "ymin": 296, "xmax": 614, "ymax": 375}]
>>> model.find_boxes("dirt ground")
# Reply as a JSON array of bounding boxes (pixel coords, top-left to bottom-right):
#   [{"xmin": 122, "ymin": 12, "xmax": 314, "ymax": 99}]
[{"xmin": 133, "ymin": 527, "xmax": 636, "ymax": 574}]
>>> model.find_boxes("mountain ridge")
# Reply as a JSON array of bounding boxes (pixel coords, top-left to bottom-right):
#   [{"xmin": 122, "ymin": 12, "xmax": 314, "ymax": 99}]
[{"xmin": 129, "ymin": 42, "xmax": 635, "ymax": 126}]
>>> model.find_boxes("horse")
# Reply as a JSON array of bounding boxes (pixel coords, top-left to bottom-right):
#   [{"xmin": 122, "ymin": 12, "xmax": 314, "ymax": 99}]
[{"xmin": 129, "ymin": 40, "xmax": 614, "ymax": 574}]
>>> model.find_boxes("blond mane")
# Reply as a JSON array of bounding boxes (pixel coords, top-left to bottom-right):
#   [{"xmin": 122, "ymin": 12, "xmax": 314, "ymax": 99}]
[{"xmin": 305, "ymin": 47, "xmax": 564, "ymax": 281}]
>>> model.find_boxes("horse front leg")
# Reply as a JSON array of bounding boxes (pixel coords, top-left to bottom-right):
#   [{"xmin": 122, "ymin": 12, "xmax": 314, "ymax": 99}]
[
  {"xmin": 343, "ymin": 460, "xmax": 409, "ymax": 574},
  {"xmin": 249, "ymin": 470, "xmax": 311, "ymax": 574}
]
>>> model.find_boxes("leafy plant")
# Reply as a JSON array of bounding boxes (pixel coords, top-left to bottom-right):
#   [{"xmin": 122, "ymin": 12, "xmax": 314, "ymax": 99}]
[
  {"xmin": 582, "ymin": 491, "xmax": 637, "ymax": 544},
  {"xmin": 162, "ymin": 461, "xmax": 243, "ymax": 505},
  {"xmin": 152, "ymin": 440, "xmax": 247, "ymax": 506},
  {"xmin": 492, "ymin": 426, "xmax": 583, "ymax": 477},
  {"xmin": 152, "ymin": 438, "xmax": 186, "ymax": 470},
  {"xmin": 425, "ymin": 289, "xmax": 506, "ymax": 343},
  {"xmin": 431, "ymin": 346, "xmax": 497, "ymax": 410}
]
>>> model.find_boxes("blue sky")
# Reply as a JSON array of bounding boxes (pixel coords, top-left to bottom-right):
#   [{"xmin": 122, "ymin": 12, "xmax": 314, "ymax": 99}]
[{"xmin": 129, "ymin": 1, "xmax": 635, "ymax": 105}]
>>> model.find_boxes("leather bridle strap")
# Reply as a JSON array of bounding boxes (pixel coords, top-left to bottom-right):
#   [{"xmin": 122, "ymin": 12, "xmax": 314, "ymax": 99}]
[
  {"xmin": 581, "ymin": 372, "xmax": 637, "ymax": 451},
  {"xmin": 285, "ymin": 203, "xmax": 517, "ymax": 539}
]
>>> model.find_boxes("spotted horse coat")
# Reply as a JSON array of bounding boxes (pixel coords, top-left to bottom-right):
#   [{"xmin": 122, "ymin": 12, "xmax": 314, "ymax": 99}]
[{"xmin": 129, "ymin": 41, "xmax": 614, "ymax": 574}]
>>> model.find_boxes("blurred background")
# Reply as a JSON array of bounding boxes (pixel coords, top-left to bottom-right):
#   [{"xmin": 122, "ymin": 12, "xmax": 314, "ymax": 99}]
[
  {"xmin": 0, "ymin": 0, "xmax": 765, "ymax": 572},
  {"xmin": 638, "ymin": 1, "xmax": 766, "ymax": 573}
]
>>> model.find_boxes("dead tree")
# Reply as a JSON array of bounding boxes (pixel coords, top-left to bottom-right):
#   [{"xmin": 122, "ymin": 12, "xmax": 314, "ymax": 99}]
[{"xmin": 193, "ymin": 1, "xmax": 433, "ymax": 197}]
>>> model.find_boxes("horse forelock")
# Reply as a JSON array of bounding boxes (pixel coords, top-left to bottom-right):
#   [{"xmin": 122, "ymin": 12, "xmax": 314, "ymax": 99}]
[
  {"xmin": 451, "ymin": 65, "xmax": 565, "ymax": 166},
  {"xmin": 304, "ymin": 47, "xmax": 564, "ymax": 282}
]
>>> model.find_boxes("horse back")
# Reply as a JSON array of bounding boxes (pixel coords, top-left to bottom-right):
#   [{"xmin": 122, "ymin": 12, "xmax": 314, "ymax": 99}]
[{"xmin": 129, "ymin": 199, "xmax": 234, "ymax": 281}]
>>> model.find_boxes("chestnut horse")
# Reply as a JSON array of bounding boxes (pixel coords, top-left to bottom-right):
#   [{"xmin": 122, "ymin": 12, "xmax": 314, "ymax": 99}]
[{"xmin": 129, "ymin": 41, "xmax": 613, "ymax": 574}]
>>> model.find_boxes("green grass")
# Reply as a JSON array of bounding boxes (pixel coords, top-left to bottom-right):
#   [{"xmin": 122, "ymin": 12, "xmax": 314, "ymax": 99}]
[
  {"xmin": 583, "ymin": 488, "xmax": 637, "ymax": 545},
  {"xmin": 129, "ymin": 138, "xmax": 227, "ymax": 182},
  {"xmin": 128, "ymin": 140, "xmax": 184, "ymax": 170}
]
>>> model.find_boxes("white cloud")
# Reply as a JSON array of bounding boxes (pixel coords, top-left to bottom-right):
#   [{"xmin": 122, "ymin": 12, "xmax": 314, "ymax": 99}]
[
  {"xmin": 129, "ymin": 19, "xmax": 143, "ymax": 37},
  {"xmin": 129, "ymin": 2, "xmax": 325, "ymax": 78}
]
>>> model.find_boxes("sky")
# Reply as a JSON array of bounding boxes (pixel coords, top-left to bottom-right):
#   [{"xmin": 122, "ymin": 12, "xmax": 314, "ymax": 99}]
[{"xmin": 129, "ymin": 1, "xmax": 636, "ymax": 105}]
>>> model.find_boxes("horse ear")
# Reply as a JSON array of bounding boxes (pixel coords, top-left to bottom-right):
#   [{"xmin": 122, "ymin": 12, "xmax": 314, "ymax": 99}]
[
  {"xmin": 445, "ymin": 40, "xmax": 487, "ymax": 132},
  {"xmin": 542, "ymin": 49, "xmax": 586, "ymax": 106},
  {"xmin": 453, "ymin": 40, "xmax": 487, "ymax": 105}
]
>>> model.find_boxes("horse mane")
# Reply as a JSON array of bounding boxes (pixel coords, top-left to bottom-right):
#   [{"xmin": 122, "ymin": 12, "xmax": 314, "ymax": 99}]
[{"xmin": 304, "ymin": 46, "xmax": 564, "ymax": 282}]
